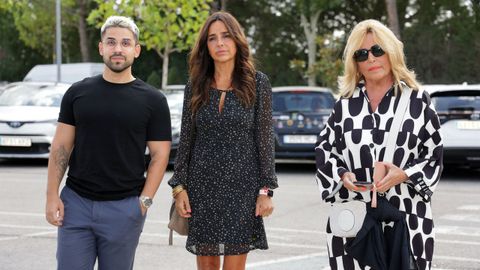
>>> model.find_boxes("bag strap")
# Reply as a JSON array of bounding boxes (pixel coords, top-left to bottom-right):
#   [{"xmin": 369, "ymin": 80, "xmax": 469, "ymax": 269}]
[
  {"xmin": 383, "ymin": 83, "xmax": 412, "ymax": 163},
  {"xmin": 372, "ymin": 83, "xmax": 411, "ymax": 208},
  {"xmin": 168, "ymin": 199, "xmax": 175, "ymax": 246},
  {"xmin": 169, "ymin": 229, "xmax": 173, "ymax": 245}
]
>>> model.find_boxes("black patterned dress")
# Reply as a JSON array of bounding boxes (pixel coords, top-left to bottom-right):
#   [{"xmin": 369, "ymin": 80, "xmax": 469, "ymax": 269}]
[
  {"xmin": 169, "ymin": 71, "xmax": 278, "ymax": 256},
  {"xmin": 315, "ymin": 81, "xmax": 443, "ymax": 270}
]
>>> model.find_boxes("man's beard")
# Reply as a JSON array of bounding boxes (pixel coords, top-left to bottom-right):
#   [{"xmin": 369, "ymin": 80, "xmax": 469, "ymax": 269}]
[{"xmin": 103, "ymin": 54, "xmax": 133, "ymax": 73}]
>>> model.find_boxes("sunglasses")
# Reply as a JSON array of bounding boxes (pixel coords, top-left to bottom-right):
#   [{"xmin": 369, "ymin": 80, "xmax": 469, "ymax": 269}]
[{"xmin": 353, "ymin": 45, "xmax": 385, "ymax": 62}]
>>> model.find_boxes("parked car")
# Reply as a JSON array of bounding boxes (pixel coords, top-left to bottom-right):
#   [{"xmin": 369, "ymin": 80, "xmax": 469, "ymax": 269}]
[
  {"xmin": 0, "ymin": 81, "xmax": 70, "ymax": 159},
  {"xmin": 272, "ymin": 86, "xmax": 335, "ymax": 160},
  {"xmin": 160, "ymin": 85, "xmax": 185, "ymax": 164},
  {"xmin": 24, "ymin": 63, "xmax": 103, "ymax": 84},
  {"xmin": 424, "ymin": 84, "xmax": 480, "ymax": 168}
]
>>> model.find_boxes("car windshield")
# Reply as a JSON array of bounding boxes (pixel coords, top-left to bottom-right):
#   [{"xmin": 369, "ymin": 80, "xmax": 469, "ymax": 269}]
[
  {"xmin": 0, "ymin": 84, "xmax": 66, "ymax": 107},
  {"xmin": 23, "ymin": 64, "xmax": 104, "ymax": 84},
  {"xmin": 273, "ymin": 91, "xmax": 335, "ymax": 113},
  {"xmin": 431, "ymin": 93, "xmax": 480, "ymax": 112}
]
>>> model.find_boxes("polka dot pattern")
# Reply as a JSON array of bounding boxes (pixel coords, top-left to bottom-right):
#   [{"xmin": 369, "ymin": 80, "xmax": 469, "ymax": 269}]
[
  {"xmin": 170, "ymin": 71, "xmax": 278, "ymax": 256},
  {"xmin": 315, "ymin": 81, "xmax": 443, "ymax": 269},
  {"xmin": 408, "ymin": 214, "xmax": 418, "ymax": 230},
  {"xmin": 412, "ymin": 233, "xmax": 424, "ymax": 256},
  {"xmin": 332, "ymin": 235, "xmax": 346, "ymax": 257},
  {"xmin": 424, "ymin": 237, "xmax": 434, "ymax": 261}
]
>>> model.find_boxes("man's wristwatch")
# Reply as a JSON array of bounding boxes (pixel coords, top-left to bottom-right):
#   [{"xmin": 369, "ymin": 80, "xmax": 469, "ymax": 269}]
[
  {"xmin": 139, "ymin": 195, "xmax": 153, "ymax": 209},
  {"xmin": 258, "ymin": 188, "xmax": 274, "ymax": 197}
]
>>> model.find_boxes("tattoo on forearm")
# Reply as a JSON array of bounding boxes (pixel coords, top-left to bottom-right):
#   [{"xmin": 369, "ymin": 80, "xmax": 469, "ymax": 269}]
[{"xmin": 54, "ymin": 146, "xmax": 69, "ymax": 182}]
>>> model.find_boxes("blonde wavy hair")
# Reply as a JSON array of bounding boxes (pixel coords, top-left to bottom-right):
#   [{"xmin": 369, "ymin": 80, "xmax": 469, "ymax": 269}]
[{"xmin": 338, "ymin": 19, "xmax": 420, "ymax": 98}]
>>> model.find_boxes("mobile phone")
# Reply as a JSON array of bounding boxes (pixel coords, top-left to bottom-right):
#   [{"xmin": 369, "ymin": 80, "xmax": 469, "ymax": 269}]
[{"xmin": 353, "ymin": 181, "xmax": 373, "ymax": 187}]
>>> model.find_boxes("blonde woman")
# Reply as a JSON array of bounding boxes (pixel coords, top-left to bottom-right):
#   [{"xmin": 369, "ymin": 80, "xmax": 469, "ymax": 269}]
[{"xmin": 315, "ymin": 19, "xmax": 443, "ymax": 270}]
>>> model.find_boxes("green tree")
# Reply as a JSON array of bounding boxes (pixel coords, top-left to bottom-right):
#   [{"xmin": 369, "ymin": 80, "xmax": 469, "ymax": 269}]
[
  {"xmin": 296, "ymin": 0, "xmax": 342, "ymax": 86},
  {"xmin": 88, "ymin": 0, "xmax": 212, "ymax": 89},
  {"xmin": 227, "ymin": 0, "xmax": 306, "ymax": 86},
  {"xmin": 2, "ymin": 0, "xmax": 96, "ymax": 62},
  {"xmin": 385, "ymin": 0, "xmax": 401, "ymax": 38},
  {"xmin": 403, "ymin": 0, "xmax": 480, "ymax": 83},
  {"xmin": 229, "ymin": 0, "xmax": 347, "ymax": 87},
  {"xmin": 0, "ymin": 8, "xmax": 49, "ymax": 82},
  {"xmin": 290, "ymin": 34, "xmax": 343, "ymax": 91},
  {"xmin": 314, "ymin": 35, "xmax": 343, "ymax": 91}
]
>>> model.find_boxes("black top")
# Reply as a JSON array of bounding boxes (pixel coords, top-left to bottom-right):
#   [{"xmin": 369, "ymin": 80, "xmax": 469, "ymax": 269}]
[{"xmin": 58, "ymin": 75, "xmax": 171, "ymax": 201}]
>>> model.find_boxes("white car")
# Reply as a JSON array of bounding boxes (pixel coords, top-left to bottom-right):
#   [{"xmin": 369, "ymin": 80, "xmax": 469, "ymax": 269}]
[
  {"xmin": 24, "ymin": 63, "xmax": 103, "ymax": 84},
  {"xmin": 424, "ymin": 84, "xmax": 480, "ymax": 168},
  {"xmin": 0, "ymin": 82, "xmax": 70, "ymax": 159}
]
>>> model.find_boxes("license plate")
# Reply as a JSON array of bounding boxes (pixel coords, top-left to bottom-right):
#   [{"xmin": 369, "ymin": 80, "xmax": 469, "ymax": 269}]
[
  {"xmin": 283, "ymin": 135, "xmax": 317, "ymax": 144},
  {"xmin": 457, "ymin": 121, "xmax": 480, "ymax": 130},
  {"xmin": 0, "ymin": 136, "xmax": 32, "ymax": 147}
]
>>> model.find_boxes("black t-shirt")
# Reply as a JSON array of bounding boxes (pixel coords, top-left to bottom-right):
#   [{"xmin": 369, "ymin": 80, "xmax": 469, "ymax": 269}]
[{"xmin": 58, "ymin": 75, "xmax": 171, "ymax": 200}]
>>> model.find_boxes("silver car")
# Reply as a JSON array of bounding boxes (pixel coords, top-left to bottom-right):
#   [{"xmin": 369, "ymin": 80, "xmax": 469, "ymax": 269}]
[
  {"xmin": 425, "ymin": 84, "xmax": 480, "ymax": 168},
  {"xmin": 161, "ymin": 85, "xmax": 185, "ymax": 164},
  {"xmin": 0, "ymin": 82, "xmax": 70, "ymax": 159}
]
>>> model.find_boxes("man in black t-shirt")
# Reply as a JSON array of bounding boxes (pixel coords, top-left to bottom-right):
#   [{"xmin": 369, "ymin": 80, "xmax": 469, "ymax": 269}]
[{"xmin": 45, "ymin": 16, "xmax": 171, "ymax": 270}]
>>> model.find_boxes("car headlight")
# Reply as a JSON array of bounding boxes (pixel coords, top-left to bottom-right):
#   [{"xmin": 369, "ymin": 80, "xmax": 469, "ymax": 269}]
[{"xmin": 321, "ymin": 116, "xmax": 329, "ymax": 125}]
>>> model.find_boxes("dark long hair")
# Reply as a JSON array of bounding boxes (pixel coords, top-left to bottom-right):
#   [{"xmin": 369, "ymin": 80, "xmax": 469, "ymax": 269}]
[{"xmin": 189, "ymin": 11, "xmax": 256, "ymax": 116}]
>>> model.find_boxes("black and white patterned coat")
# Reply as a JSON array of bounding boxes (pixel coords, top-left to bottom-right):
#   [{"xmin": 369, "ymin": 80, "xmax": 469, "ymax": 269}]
[{"xmin": 315, "ymin": 82, "xmax": 443, "ymax": 270}]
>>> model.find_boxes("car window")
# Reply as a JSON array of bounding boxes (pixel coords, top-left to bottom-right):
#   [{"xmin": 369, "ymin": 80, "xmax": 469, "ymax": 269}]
[
  {"xmin": 273, "ymin": 92, "xmax": 334, "ymax": 113},
  {"xmin": 431, "ymin": 94, "xmax": 480, "ymax": 112},
  {"xmin": 430, "ymin": 90, "xmax": 480, "ymax": 124},
  {"xmin": 0, "ymin": 85, "xmax": 66, "ymax": 107}
]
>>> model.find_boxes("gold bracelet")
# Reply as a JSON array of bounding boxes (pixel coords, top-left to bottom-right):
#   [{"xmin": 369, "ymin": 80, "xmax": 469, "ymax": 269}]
[
  {"xmin": 172, "ymin": 184, "xmax": 184, "ymax": 193},
  {"xmin": 172, "ymin": 188, "xmax": 185, "ymax": 198},
  {"xmin": 172, "ymin": 185, "xmax": 185, "ymax": 198},
  {"xmin": 172, "ymin": 186, "xmax": 182, "ymax": 197},
  {"xmin": 172, "ymin": 189, "xmax": 183, "ymax": 198}
]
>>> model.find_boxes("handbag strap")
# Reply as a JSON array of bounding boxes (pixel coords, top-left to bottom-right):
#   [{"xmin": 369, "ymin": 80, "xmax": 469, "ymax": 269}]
[
  {"xmin": 383, "ymin": 83, "xmax": 412, "ymax": 163},
  {"xmin": 168, "ymin": 199, "xmax": 175, "ymax": 246},
  {"xmin": 169, "ymin": 229, "xmax": 173, "ymax": 245},
  {"xmin": 373, "ymin": 83, "xmax": 411, "ymax": 208}
]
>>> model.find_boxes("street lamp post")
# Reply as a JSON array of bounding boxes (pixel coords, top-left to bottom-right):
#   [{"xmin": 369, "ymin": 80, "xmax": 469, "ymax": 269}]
[{"xmin": 56, "ymin": 0, "xmax": 62, "ymax": 83}]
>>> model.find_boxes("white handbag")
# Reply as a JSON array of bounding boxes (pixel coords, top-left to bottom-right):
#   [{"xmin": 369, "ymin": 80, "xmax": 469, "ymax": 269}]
[
  {"xmin": 329, "ymin": 84, "xmax": 412, "ymax": 238},
  {"xmin": 329, "ymin": 200, "xmax": 367, "ymax": 237}
]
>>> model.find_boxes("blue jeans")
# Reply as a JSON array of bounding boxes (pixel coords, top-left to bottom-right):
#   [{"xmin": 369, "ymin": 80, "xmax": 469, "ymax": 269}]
[{"xmin": 57, "ymin": 186, "xmax": 146, "ymax": 270}]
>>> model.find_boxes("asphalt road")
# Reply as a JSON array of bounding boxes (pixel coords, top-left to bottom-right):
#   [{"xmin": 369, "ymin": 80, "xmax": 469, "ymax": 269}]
[{"xmin": 0, "ymin": 159, "xmax": 479, "ymax": 270}]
